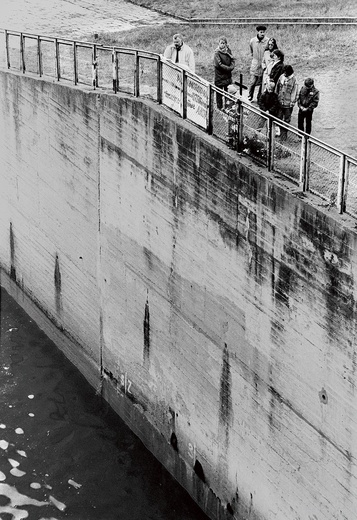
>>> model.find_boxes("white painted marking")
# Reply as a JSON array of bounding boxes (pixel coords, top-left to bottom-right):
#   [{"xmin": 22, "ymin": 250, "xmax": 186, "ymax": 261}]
[
  {"xmin": 0, "ymin": 440, "xmax": 9, "ymax": 450},
  {"xmin": 8, "ymin": 459, "xmax": 20, "ymax": 468}
]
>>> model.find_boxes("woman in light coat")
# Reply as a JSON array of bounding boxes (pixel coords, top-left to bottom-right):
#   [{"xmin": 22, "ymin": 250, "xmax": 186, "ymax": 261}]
[{"xmin": 262, "ymin": 38, "xmax": 278, "ymax": 92}]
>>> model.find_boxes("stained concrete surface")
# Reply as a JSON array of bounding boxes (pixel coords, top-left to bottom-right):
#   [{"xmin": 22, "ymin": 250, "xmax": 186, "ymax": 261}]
[{"xmin": 0, "ymin": 286, "xmax": 209, "ymax": 520}]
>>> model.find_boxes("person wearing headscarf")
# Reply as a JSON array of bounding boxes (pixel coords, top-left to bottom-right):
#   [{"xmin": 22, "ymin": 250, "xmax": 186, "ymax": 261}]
[
  {"xmin": 248, "ymin": 25, "xmax": 269, "ymax": 102},
  {"xmin": 297, "ymin": 78, "xmax": 320, "ymax": 135},
  {"xmin": 214, "ymin": 36, "xmax": 235, "ymax": 109}
]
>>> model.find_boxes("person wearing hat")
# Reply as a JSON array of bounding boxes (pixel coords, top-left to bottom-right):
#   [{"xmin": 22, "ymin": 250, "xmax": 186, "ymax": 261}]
[
  {"xmin": 276, "ymin": 64, "xmax": 298, "ymax": 140},
  {"xmin": 297, "ymin": 78, "xmax": 320, "ymax": 135},
  {"xmin": 248, "ymin": 25, "xmax": 269, "ymax": 103},
  {"xmin": 213, "ymin": 36, "xmax": 235, "ymax": 109}
]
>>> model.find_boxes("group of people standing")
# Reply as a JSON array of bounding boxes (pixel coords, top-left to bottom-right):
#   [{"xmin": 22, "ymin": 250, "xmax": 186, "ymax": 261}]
[
  {"xmin": 213, "ymin": 25, "xmax": 320, "ymax": 137},
  {"xmin": 245, "ymin": 25, "xmax": 319, "ymax": 137},
  {"xmin": 163, "ymin": 30, "xmax": 320, "ymax": 137}
]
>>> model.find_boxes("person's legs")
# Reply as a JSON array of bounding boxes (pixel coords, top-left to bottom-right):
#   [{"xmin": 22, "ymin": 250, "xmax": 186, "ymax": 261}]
[
  {"xmin": 248, "ymin": 75, "xmax": 259, "ymax": 100},
  {"xmin": 298, "ymin": 109, "xmax": 305, "ymax": 132},
  {"xmin": 256, "ymin": 75, "xmax": 263, "ymax": 103},
  {"xmin": 216, "ymin": 90, "xmax": 223, "ymax": 110},
  {"xmin": 279, "ymin": 107, "xmax": 288, "ymax": 140},
  {"xmin": 305, "ymin": 110, "xmax": 313, "ymax": 134},
  {"xmin": 216, "ymin": 86, "xmax": 228, "ymax": 110},
  {"xmin": 284, "ymin": 106, "xmax": 293, "ymax": 125}
]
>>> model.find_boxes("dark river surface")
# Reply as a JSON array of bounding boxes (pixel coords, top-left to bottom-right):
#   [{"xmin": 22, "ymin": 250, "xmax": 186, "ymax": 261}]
[{"xmin": 0, "ymin": 286, "xmax": 209, "ymax": 520}]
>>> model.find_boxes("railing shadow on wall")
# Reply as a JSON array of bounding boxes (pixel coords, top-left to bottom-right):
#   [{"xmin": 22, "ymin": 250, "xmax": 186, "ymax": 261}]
[{"xmin": 2, "ymin": 28, "xmax": 357, "ymax": 218}]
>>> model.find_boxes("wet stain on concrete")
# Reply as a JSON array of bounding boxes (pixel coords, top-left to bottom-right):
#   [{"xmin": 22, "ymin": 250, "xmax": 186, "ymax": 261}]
[
  {"xmin": 268, "ymin": 385, "xmax": 283, "ymax": 431},
  {"xmin": 143, "ymin": 295, "xmax": 150, "ymax": 367},
  {"xmin": 9, "ymin": 222, "xmax": 16, "ymax": 282},
  {"xmin": 170, "ymin": 432, "xmax": 178, "ymax": 452},
  {"xmin": 193, "ymin": 459, "xmax": 205, "ymax": 483},
  {"xmin": 219, "ymin": 344, "xmax": 232, "ymax": 433},
  {"xmin": 275, "ymin": 262, "xmax": 293, "ymax": 308},
  {"xmin": 54, "ymin": 253, "xmax": 62, "ymax": 314}
]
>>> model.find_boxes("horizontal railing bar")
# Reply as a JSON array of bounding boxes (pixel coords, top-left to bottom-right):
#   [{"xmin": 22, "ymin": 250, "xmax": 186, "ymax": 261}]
[
  {"xmin": 1, "ymin": 27, "xmax": 356, "ymax": 172},
  {"xmin": 307, "ymin": 135, "xmax": 344, "ymax": 156}
]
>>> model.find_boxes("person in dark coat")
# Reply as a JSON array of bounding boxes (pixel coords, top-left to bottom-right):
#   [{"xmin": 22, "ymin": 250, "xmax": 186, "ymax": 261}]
[
  {"xmin": 269, "ymin": 49, "xmax": 285, "ymax": 86},
  {"xmin": 297, "ymin": 78, "xmax": 320, "ymax": 135},
  {"xmin": 259, "ymin": 80, "xmax": 279, "ymax": 117},
  {"xmin": 214, "ymin": 36, "xmax": 235, "ymax": 109}
]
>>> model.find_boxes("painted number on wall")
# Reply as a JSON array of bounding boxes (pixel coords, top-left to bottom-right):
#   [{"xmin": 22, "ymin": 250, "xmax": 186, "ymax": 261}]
[{"xmin": 120, "ymin": 372, "xmax": 132, "ymax": 395}]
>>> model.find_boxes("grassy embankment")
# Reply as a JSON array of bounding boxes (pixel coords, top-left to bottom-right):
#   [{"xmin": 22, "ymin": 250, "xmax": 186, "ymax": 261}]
[
  {"xmin": 92, "ymin": 23, "xmax": 357, "ymax": 86},
  {"xmin": 123, "ymin": 0, "xmax": 357, "ymax": 18}
]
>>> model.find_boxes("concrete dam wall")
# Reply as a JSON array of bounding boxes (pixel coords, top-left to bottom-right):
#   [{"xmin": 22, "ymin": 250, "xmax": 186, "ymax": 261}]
[{"xmin": 0, "ymin": 69, "xmax": 356, "ymax": 520}]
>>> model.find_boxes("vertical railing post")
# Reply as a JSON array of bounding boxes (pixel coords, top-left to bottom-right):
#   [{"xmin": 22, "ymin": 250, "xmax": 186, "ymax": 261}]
[
  {"xmin": 305, "ymin": 139, "xmax": 311, "ymax": 192},
  {"xmin": 337, "ymin": 154, "xmax": 346, "ymax": 214},
  {"xmin": 134, "ymin": 50, "xmax": 140, "ymax": 97},
  {"xmin": 20, "ymin": 33, "xmax": 25, "ymax": 73},
  {"xmin": 37, "ymin": 36, "xmax": 43, "ymax": 77},
  {"xmin": 237, "ymin": 100, "xmax": 244, "ymax": 151},
  {"xmin": 299, "ymin": 135, "xmax": 309, "ymax": 191},
  {"xmin": 73, "ymin": 41, "xmax": 78, "ymax": 85},
  {"xmin": 112, "ymin": 48, "xmax": 117, "ymax": 93},
  {"xmin": 267, "ymin": 116, "xmax": 274, "ymax": 171},
  {"xmin": 182, "ymin": 69, "xmax": 187, "ymax": 119},
  {"xmin": 55, "ymin": 38, "xmax": 60, "ymax": 80},
  {"xmin": 239, "ymin": 72, "xmax": 243, "ymax": 96},
  {"xmin": 5, "ymin": 30, "xmax": 10, "ymax": 69},
  {"xmin": 92, "ymin": 44, "xmax": 98, "ymax": 89},
  {"xmin": 157, "ymin": 56, "xmax": 162, "ymax": 104},
  {"xmin": 207, "ymin": 84, "xmax": 214, "ymax": 135}
]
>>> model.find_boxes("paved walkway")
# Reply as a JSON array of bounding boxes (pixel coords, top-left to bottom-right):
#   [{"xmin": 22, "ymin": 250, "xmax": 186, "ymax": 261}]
[{"xmin": 1, "ymin": 0, "xmax": 176, "ymax": 38}]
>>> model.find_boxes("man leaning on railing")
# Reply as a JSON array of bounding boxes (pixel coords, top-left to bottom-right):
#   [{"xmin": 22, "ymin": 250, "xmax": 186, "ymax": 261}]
[{"xmin": 164, "ymin": 33, "xmax": 195, "ymax": 73}]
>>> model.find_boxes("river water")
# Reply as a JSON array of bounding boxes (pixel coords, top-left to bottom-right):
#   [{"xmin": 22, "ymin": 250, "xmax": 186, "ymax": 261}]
[{"xmin": 0, "ymin": 286, "xmax": 209, "ymax": 520}]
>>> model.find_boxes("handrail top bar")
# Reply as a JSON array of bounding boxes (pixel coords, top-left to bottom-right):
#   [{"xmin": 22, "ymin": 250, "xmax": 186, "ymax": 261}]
[
  {"xmin": 1, "ymin": 26, "xmax": 356, "ymax": 162},
  {"xmin": 0, "ymin": 28, "xmax": 160, "ymax": 58}
]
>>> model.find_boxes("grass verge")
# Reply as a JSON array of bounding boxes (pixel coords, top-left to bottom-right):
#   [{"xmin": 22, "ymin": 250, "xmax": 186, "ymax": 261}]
[{"xmin": 93, "ymin": 23, "xmax": 357, "ymax": 84}]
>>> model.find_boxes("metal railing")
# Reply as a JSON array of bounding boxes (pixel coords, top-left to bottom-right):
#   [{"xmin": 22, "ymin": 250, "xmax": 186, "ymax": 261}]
[{"xmin": 2, "ymin": 28, "xmax": 357, "ymax": 218}]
